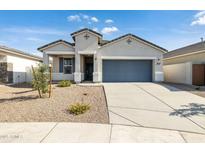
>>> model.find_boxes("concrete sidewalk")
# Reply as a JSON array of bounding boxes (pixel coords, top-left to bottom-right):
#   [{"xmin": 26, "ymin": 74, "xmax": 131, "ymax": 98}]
[{"xmin": 0, "ymin": 122, "xmax": 205, "ymax": 143}]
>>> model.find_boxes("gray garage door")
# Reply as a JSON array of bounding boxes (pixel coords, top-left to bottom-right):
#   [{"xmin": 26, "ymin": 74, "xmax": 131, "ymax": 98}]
[{"xmin": 102, "ymin": 60, "xmax": 152, "ymax": 82}]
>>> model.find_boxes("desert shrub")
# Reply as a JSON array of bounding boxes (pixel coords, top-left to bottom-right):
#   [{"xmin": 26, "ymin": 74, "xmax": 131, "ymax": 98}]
[
  {"xmin": 68, "ymin": 103, "xmax": 91, "ymax": 115},
  {"xmin": 58, "ymin": 80, "xmax": 71, "ymax": 87},
  {"xmin": 32, "ymin": 63, "xmax": 49, "ymax": 97}
]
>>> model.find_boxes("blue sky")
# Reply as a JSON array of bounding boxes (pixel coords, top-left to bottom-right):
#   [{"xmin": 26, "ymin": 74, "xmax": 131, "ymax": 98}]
[{"xmin": 0, "ymin": 10, "xmax": 205, "ymax": 57}]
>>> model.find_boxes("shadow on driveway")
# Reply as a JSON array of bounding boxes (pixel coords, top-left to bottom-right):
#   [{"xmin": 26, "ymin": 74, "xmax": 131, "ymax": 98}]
[{"xmin": 170, "ymin": 103, "xmax": 205, "ymax": 117}]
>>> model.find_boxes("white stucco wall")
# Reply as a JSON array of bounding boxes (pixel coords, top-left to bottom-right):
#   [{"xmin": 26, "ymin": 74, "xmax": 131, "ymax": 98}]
[
  {"xmin": 96, "ymin": 37, "xmax": 164, "ymax": 82},
  {"xmin": 6, "ymin": 55, "xmax": 40, "ymax": 83},
  {"xmin": 75, "ymin": 33, "xmax": 99, "ymax": 52},
  {"xmin": 74, "ymin": 32, "xmax": 99, "ymax": 83},
  {"xmin": 163, "ymin": 62, "xmax": 192, "ymax": 85},
  {"xmin": 0, "ymin": 55, "xmax": 7, "ymax": 62}
]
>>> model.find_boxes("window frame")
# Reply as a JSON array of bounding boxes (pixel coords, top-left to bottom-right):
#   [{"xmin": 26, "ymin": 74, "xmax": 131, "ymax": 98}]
[{"xmin": 63, "ymin": 58, "xmax": 73, "ymax": 74}]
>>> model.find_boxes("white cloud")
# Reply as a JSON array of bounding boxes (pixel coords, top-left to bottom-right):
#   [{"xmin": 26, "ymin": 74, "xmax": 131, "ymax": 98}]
[
  {"xmin": 191, "ymin": 11, "xmax": 205, "ymax": 26},
  {"xmin": 67, "ymin": 15, "xmax": 81, "ymax": 22},
  {"xmin": 26, "ymin": 37, "xmax": 46, "ymax": 42},
  {"xmin": 101, "ymin": 26, "xmax": 119, "ymax": 34},
  {"xmin": 191, "ymin": 16, "xmax": 205, "ymax": 26},
  {"xmin": 67, "ymin": 14, "xmax": 99, "ymax": 24},
  {"xmin": 194, "ymin": 11, "xmax": 205, "ymax": 18},
  {"xmin": 105, "ymin": 19, "xmax": 114, "ymax": 24},
  {"xmin": 82, "ymin": 14, "xmax": 89, "ymax": 20},
  {"xmin": 2, "ymin": 27, "xmax": 66, "ymax": 35},
  {"xmin": 91, "ymin": 17, "xmax": 99, "ymax": 22},
  {"xmin": 92, "ymin": 27, "xmax": 99, "ymax": 32}
]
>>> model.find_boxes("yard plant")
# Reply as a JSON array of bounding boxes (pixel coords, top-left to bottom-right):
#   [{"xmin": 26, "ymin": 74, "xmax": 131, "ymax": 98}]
[
  {"xmin": 58, "ymin": 80, "xmax": 71, "ymax": 87},
  {"xmin": 32, "ymin": 63, "xmax": 49, "ymax": 98},
  {"xmin": 68, "ymin": 103, "xmax": 91, "ymax": 115}
]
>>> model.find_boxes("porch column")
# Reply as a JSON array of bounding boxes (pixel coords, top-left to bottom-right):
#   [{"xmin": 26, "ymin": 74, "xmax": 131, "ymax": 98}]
[
  {"xmin": 74, "ymin": 54, "xmax": 82, "ymax": 83},
  {"xmin": 43, "ymin": 52, "xmax": 49, "ymax": 65},
  {"xmin": 153, "ymin": 57, "xmax": 164, "ymax": 82},
  {"xmin": 93, "ymin": 53, "xmax": 102, "ymax": 82}
]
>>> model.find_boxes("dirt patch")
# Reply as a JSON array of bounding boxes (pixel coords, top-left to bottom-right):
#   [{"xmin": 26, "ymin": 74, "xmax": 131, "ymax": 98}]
[{"xmin": 0, "ymin": 84, "xmax": 109, "ymax": 123}]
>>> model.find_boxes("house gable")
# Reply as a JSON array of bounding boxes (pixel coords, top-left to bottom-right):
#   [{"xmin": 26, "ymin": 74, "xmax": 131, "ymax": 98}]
[
  {"xmin": 99, "ymin": 35, "xmax": 165, "ymax": 58},
  {"xmin": 101, "ymin": 34, "xmax": 167, "ymax": 53},
  {"xmin": 74, "ymin": 31, "xmax": 100, "ymax": 53},
  {"xmin": 43, "ymin": 43, "xmax": 74, "ymax": 52},
  {"xmin": 38, "ymin": 40, "xmax": 74, "ymax": 52}
]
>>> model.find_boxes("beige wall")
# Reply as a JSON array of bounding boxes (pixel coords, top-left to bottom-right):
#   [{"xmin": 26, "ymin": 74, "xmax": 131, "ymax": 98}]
[
  {"xmin": 75, "ymin": 32, "xmax": 99, "ymax": 52},
  {"xmin": 163, "ymin": 62, "xmax": 192, "ymax": 85},
  {"xmin": 163, "ymin": 51, "xmax": 205, "ymax": 65},
  {"xmin": 163, "ymin": 51, "xmax": 205, "ymax": 85}
]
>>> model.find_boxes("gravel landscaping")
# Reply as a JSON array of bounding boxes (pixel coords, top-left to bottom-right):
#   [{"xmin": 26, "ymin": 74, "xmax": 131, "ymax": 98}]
[{"xmin": 0, "ymin": 84, "xmax": 109, "ymax": 123}]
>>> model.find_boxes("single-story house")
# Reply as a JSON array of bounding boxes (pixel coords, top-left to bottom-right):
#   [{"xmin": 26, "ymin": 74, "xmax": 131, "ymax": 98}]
[
  {"xmin": 0, "ymin": 45, "xmax": 42, "ymax": 84},
  {"xmin": 38, "ymin": 28, "xmax": 167, "ymax": 83},
  {"xmin": 163, "ymin": 40, "xmax": 205, "ymax": 86}
]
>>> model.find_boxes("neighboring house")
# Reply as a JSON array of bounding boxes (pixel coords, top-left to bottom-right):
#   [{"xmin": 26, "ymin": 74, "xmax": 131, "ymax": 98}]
[
  {"xmin": 0, "ymin": 45, "xmax": 42, "ymax": 84},
  {"xmin": 38, "ymin": 28, "xmax": 167, "ymax": 83},
  {"xmin": 163, "ymin": 40, "xmax": 205, "ymax": 86}
]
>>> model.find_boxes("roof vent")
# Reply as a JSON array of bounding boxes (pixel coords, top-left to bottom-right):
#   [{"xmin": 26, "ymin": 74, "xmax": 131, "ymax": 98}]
[{"xmin": 200, "ymin": 37, "xmax": 204, "ymax": 42}]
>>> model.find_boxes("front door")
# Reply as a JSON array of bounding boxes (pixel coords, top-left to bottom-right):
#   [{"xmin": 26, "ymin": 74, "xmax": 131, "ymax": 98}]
[{"xmin": 84, "ymin": 57, "xmax": 93, "ymax": 81}]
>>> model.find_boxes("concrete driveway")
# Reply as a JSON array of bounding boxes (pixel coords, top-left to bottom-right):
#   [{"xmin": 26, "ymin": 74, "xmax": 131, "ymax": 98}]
[{"xmin": 103, "ymin": 83, "xmax": 205, "ymax": 134}]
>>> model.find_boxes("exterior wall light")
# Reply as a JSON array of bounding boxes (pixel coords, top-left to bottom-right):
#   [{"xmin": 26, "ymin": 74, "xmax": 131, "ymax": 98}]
[
  {"xmin": 84, "ymin": 34, "xmax": 90, "ymax": 40},
  {"xmin": 127, "ymin": 38, "xmax": 132, "ymax": 44},
  {"xmin": 156, "ymin": 58, "xmax": 161, "ymax": 65}
]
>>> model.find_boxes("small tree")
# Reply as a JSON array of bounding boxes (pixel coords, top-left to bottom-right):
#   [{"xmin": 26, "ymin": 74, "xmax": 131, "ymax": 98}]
[{"xmin": 32, "ymin": 63, "xmax": 49, "ymax": 98}]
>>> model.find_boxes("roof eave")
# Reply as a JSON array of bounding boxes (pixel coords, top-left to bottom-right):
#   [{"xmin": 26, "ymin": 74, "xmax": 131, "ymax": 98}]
[
  {"xmin": 0, "ymin": 46, "xmax": 42, "ymax": 61},
  {"xmin": 37, "ymin": 40, "xmax": 74, "ymax": 52},
  {"xmin": 101, "ymin": 34, "xmax": 167, "ymax": 53}
]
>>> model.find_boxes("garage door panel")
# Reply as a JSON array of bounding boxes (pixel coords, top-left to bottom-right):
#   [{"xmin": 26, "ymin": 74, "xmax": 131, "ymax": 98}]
[{"xmin": 103, "ymin": 60, "xmax": 152, "ymax": 82}]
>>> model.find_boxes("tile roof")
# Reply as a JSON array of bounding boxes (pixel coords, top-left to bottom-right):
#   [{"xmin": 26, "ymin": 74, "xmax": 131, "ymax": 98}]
[
  {"xmin": 101, "ymin": 34, "xmax": 167, "ymax": 52},
  {"xmin": 164, "ymin": 41, "xmax": 205, "ymax": 59},
  {"xmin": 37, "ymin": 39, "xmax": 74, "ymax": 51},
  {"xmin": 0, "ymin": 45, "xmax": 42, "ymax": 61},
  {"xmin": 70, "ymin": 28, "xmax": 102, "ymax": 37},
  {"xmin": 37, "ymin": 28, "xmax": 167, "ymax": 53}
]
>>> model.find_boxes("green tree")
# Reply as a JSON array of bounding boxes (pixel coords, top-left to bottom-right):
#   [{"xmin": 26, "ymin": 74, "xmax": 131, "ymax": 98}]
[{"xmin": 32, "ymin": 63, "xmax": 49, "ymax": 98}]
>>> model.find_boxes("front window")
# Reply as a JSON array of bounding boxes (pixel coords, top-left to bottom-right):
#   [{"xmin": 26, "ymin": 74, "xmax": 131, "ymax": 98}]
[{"xmin": 64, "ymin": 58, "xmax": 72, "ymax": 74}]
